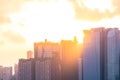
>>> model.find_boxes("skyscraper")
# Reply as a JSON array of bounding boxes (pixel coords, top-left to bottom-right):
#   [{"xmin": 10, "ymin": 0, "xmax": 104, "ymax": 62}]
[
  {"xmin": 35, "ymin": 57, "xmax": 61, "ymax": 80},
  {"xmin": 78, "ymin": 58, "xmax": 82, "ymax": 80},
  {"xmin": 107, "ymin": 28, "xmax": 120, "ymax": 80},
  {"xmin": 0, "ymin": 66, "xmax": 3, "ymax": 80},
  {"xmin": 61, "ymin": 37, "xmax": 80, "ymax": 80},
  {"xmin": 14, "ymin": 64, "xmax": 18, "ymax": 80},
  {"xmin": 3, "ymin": 67, "xmax": 12, "ymax": 80},
  {"xmin": 18, "ymin": 59, "xmax": 35, "ymax": 80},
  {"xmin": 34, "ymin": 40, "xmax": 61, "ymax": 80},
  {"xmin": 34, "ymin": 40, "xmax": 60, "ymax": 59},
  {"xmin": 82, "ymin": 28, "xmax": 107, "ymax": 80}
]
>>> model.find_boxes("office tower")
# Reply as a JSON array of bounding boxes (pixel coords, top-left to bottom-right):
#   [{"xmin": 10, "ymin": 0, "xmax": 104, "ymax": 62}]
[
  {"xmin": 0, "ymin": 66, "xmax": 3, "ymax": 80},
  {"xmin": 107, "ymin": 28, "xmax": 120, "ymax": 80},
  {"xmin": 3, "ymin": 67, "xmax": 12, "ymax": 80},
  {"xmin": 35, "ymin": 40, "xmax": 61, "ymax": 80},
  {"xmin": 27, "ymin": 50, "xmax": 33, "ymax": 59},
  {"xmin": 61, "ymin": 36, "xmax": 80, "ymax": 80},
  {"xmin": 35, "ymin": 56, "xmax": 61, "ymax": 80},
  {"xmin": 83, "ymin": 28, "xmax": 107, "ymax": 80},
  {"xmin": 34, "ymin": 39, "xmax": 60, "ymax": 59},
  {"xmin": 18, "ymin": 59, "xmax": 35, "ymax": 80},
  {"xmin": 78, "ymin": 58, "xmax": 82, "ymax": 80},
  {"xmin": 14, "ymin": 64, "xmax": 18, "ymax": 80}
]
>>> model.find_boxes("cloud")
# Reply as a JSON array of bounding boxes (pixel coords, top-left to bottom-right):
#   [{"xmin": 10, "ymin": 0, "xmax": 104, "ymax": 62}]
[
  {"xmin": 0, "ymin": 0, "xmax": 25, "ymax": 24},
  {"xmin": 0, "ymin": 41, "xmax": 4, "ymax": 45},
  {"xmin": 2, "ymin": 31, "xmax": 26, "ymax": 44},
  {"xmin": 71, "ymin": 0, "xmax": 120, "ymax": 21},
  {"xmin": 112, "ymin": 0, "xmax": 120, "ymax": 14}
]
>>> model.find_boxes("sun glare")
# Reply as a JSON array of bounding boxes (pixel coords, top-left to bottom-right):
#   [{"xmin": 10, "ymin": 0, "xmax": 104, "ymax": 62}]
[
  {"xmin": 9, "ymin": 0, "xmax": 117, "ymax": 45},
  {"xmin": 9, "ymin": 0, "xmax": 84, "ymax": 44}
]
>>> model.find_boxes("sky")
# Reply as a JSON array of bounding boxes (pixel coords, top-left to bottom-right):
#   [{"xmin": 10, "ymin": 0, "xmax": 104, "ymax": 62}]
[{"xmin": 0, "ymin": 0, "xmax": 120, "ymax": 66}]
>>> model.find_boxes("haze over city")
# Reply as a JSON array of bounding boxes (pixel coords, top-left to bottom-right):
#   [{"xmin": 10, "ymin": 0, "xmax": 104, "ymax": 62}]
[
  {"xmin": 0, "ymin": 0, "xmax": 120, "ymax": 67},
  {"xmin": 0, "ymin": 0, "xmax": 120, "ymax": 80}
]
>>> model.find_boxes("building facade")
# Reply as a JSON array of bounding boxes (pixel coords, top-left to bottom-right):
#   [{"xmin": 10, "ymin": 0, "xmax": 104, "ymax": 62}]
[
  {"xmin": 78, "ymin": 58, "xmax": 82, "ymax": 80},
  {"xmin": 3, "ymin": 67, "xmax": 12, "ymax": 80},
  {"xmin": 82, "ymin": 28, "xmax": 107, "ymax": 80},
  {"xmin": 34, "ymin": 40, "xmax": 61, "ymax": 80},
  {"xmin": 0, "ymin": 66, "xmax": 3, "ymax": 80},
  {"xmin": 35, "ymin": 58, "xmax": 61, "ymax": 80},
  {"xmin": 14, "ymin": 64, "xmax": 18, "ymax": 80},
  {"xmin": 18, "ymin": 59, "xmax": 35, "ymax": 80},
  {"xmin": 34, "ymin": 40, "xmax": 60, "ymax": 59},
  {"xmin": 61, "ymin": 37, "xmax": 80, "ymax": 80},
  {"xmin": 107, "ymin": 29, "xmax": 120, "ymax": 80}
]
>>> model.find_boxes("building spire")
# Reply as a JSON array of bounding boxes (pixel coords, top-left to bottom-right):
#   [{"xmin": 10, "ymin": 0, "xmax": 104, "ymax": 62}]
[{"xmin": 74, "ymin": 36, "xmax": 78, "ymax": 43}]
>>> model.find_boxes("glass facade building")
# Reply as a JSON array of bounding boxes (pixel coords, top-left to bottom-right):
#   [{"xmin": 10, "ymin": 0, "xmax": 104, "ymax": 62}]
[
  {"xmin": 83, "ymin": 28, "xmax": 106, "ymax": 80},
  {"xmin": 107, "ymin": 29, "xmax": 120, "ymax": 80}
]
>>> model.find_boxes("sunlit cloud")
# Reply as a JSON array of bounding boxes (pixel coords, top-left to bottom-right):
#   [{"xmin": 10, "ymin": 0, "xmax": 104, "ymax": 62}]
[
  {"xmin": 71, "ymin": 0, "xmax": 120, "ymax": 21},
  {"xmin": 2, "ymin": 30, "xmax": 26, "ymax": 44}
]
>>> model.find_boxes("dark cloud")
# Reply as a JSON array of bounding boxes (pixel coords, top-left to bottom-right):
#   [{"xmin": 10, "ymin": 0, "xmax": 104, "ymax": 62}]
[
  {"xmin": 71, "ymin": 0, "xmax": 120, "ymax": 21},
  {"xmin": 2, "ymin": 31, "xmax": 26, "ymax": 44}
]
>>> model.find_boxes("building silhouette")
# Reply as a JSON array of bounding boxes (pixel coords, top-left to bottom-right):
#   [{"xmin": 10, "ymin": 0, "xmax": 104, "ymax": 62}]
[{"xmin": 61, "ymin": 37, "xmax": 79, "ymax": 80}]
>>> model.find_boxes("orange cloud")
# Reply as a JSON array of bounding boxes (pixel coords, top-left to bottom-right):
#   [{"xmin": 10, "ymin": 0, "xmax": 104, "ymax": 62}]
[
  {"xmin": 71, "ymin": 0, "xmax": 120, "ymax": 21},
  {"xmin": 0, "ymin": 0, "xmax": 25, "ymax": 24},
  {"xmin": 2, "ymin": 30, "xmax": 26, "ymax": 44},
  {"xmin": 0, "ymin": 41, "xmax": 4, "ymax": 45},
  {"xmin": 112, "ymin": 0, "xmax": 120, "ymax": 14}
]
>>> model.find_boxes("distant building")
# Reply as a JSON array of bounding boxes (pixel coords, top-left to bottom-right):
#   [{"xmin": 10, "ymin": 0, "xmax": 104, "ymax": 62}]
[
  {"xmin": 78, "ymin": 58, "xmax": 82, "ymax": 80},
  {"xmin": 27, "ymin": 50, "xmax": 33, "ymax": 59},
  {"xmin": 35, "ymin": 40, "xmax": 61, "ymax": 80},
  {"xmin": 107, "ymin": 29, "xmax": 120, "ymax": 80},
  {"xmin": 61, "ymin": 37, "xmax": 80, "ymax": 80},
  {"xmin": 35, "ymin": 57, "xmax": 61, "ymax": 80},
  {"xmin": 0, "ymin": 66, "xmax": 3, "ymax": 80},
  {"xmin": 3, "ymin": 67, "xmax": 12, "ymax": 80},
  {"xmin": 18, "ymin": 59, "xmax": 35, "ymax": 80},
  {"xmin": 34, "ymin": 40, "xmax": 60, "ymax": 59},
  {"xmin": 82, "ymin": 28, "xmax": 108, "ymax": 80},
  {"xmin": 14, "ymin": 64, "xmax": 18, "ymax": 80}
]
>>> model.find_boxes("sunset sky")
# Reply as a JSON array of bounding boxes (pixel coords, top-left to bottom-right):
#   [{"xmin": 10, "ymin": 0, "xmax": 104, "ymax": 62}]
[{"xmin": 0, "ymin": 0, "xmax": 120, "ymax": 66}]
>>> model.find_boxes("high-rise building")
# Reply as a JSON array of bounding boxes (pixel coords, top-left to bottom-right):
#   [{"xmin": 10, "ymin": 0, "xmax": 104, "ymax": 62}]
[
  {"xmin": 61, "ymin": 36, "xmax": 80, "ymax": 80},
  {"xmin": 27, "ymin": 50, "xmax": 33, "ymax": 59},
  {"xmin": 0, "ymin": 66, "xmax": 3, "ymax": 80},
  {"xmin": 18, "ymin": 59, "xmax": 35, "ymax": 80},
  {"xmin": 14, "ymin": 64, "xmax": 18, "ymax": 80},
  {"xmin": 82, "ymin": 28, "xmax": 107, "ymax": 80},
  {"xmin": 107, "ymin": 28, "xmax": 120, "ymax": 80},
  {"xmin": 34, "ymin": 40, "xmax": 60, "ymax": 59},
  {"xmin": 78, "ymin": 58, "xmax": 82, "ymax": 80},
  {"xmin": 34, "ymin": 40, "xmax": 61, "ymax": 80},
  {"xmin": 3, "ymin": 67, "xmax": 12, "ymax": 80},
  {"xmin": 35, "ymin": 56, "xmax": 61, "ymax": 80}
]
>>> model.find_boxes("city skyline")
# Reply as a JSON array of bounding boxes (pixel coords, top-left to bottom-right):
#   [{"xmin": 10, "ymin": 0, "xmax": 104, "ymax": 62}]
[{"xmin": 0, "ymin": 0, "xmax": 120, "ymax": 67}]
